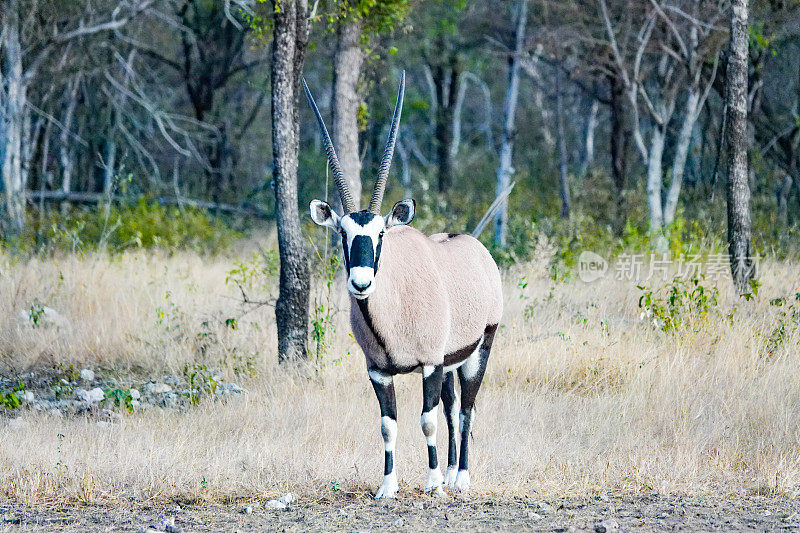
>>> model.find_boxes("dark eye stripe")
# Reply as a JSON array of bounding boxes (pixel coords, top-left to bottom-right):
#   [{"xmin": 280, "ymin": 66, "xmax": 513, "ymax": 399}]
[
  {"xmin": 341, "ymin": 235, "xmax": 351, "ymax": 273},
  {"xmin": 350, "ymin": 235, "xmax": 375, "ymax": 268}
]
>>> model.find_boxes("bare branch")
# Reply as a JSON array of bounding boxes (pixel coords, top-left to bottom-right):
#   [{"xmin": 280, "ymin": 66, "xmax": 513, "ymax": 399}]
[{"xmin": 648, "ymin": 0, "xmax": 688, "ymax": 59}]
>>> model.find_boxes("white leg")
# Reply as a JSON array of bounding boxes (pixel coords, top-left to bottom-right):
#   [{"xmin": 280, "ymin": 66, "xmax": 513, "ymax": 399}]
[
  {"xmin": 370, "ymin": 370, "xmax": 399, "ymax": 499},
  {"xmin": 421, "ymin": 365, "xmax": 444, "ymax": 495},
  {"xmin": 421, "ymin": 408, "xmax": 443, "ymax": 494},
  {"xmin": 444, "ymin": 465, "xmax": 458, "ymax": 488},
  {"xmin": 454, "ymin": 469, "xmax": 470, "ymax": 492},
  {"xmin": 441, "ymin": 371, "xmax": 459, "ymax": 488},
  {"xmin": 454, "ymin": 408, "xmax": 474, "ymax": 493},
  {"xmin": 375, "ymin": 416, "xmax": 399, "ymax": 499}
]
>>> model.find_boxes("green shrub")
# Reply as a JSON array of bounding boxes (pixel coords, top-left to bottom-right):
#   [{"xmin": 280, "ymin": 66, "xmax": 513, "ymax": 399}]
[
  {"xmin": 764, "ymin": 293, "xmax": 800, "ymax": 357},
  {"xmin": 637, "ymin": 276, "xmax": 720, "ymax": 332},
  {"xmin": 9, "ymin": 199, "xmax": 242, "ymax": 254}
]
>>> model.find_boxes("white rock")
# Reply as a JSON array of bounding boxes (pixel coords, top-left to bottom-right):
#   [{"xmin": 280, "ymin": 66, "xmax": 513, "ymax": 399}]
[
  {"xmin": 277, "ymin": 493, "xmax": 296, "ymax": 505},
  {"xmin": 392, "ymin": 518, "xmax": 404, "ymax": 527},
  {"xmin": 76, "ymin": 387, "xmax": 105, "ymax": 403},
  {"xmin": 19, "ymin": 391, "xmax": 34, "ymax": 402},
  {"xmin": 129, "ymin": 388, "xmax": 141, "ymax": 400},
  {"xmin": 79, "ymin": 369, "xmax": 95, "ymax": 382},
  {"xmin": 595, "ymin": 519, "xmax": 620, "ymax": 532},
  {"xmin": 219, "ymin": 383, "xmax": 247, "ymax": 396},
  {"xmin": 264, "ymin": 500, "xmax": 287, "ymax": 510},
  {"xmin": 147, "ymin": 383, "xmax": 172, "ymax": 394},
  {"xmin": 130, "ymin": 400, "xmax": 141, "ymax": 409},
  {"xmin": 241, "ymin": 506, "xmax": 253, "ymax": 515},
  {"xmin": 17, "ymin": 306, "xmax": 70, "ymax": 330}
]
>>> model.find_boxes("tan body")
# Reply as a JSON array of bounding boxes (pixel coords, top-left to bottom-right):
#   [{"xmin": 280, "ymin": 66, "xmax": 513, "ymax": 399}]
[
  {"xmin": 350, "ymin": 225, "xmax": 502, "ymax": 372},
  {"xmin": 306, "ymin": 72, "xmax": 501, "ymax": 496}
]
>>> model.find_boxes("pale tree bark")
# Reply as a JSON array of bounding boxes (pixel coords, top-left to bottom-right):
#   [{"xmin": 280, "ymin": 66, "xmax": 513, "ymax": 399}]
[
  {"xmin": 1, "ymin": 4, "xmax": 26, "ymax": 232},
  {"xmin": 271, "ymin": 0, "xmax": 310, "ymax": 361},
  {"xmin": 662, "ymin": 88, "xmax": 700, "ymax": 225},
  {"xmin": 663, "ymin": 25, "xmax": 720, "ymax": 225},
  {"xmin": 494, "ymin": 0, "xmax": 527, "ymax": 248},
  {"xmin": 726, "ymin": 0, "xmax": 754, "ymax": 293},
  {"xmin": 1, "ymin": 1, "xmax": 150, "ymax": 232},
  {"xmin": 599, "ymin": 0, "xmax": 724, "ymax": 234},
  {"xmin": 451, "ymin": 72, "xmax": 494, "ymax": 156},
  {"xmin": 777, "ymin": 173, "xmax": 793, "ymax": 229},
  {"xmin": 59, "ymin": 79, "xmax": 81, "ymax": 196},
  {"xmin": 645, "ymin": 121, "xmax": 667, "ymax": 229},
  {"xmin": 554, "ymin": 69, "xmax": 570, "ymax": 219},
  {"xmin": 332, "ymin": 16, "xmax": 364, "ymax": 209},
  {"xmin": 580, "ymin": 99, "xmax": 599, "ymax": 178}
]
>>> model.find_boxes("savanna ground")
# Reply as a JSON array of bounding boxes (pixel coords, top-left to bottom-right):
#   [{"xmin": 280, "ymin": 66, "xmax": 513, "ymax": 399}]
[{"xmin": 0, "ymin": 235, "xmax": 799, "ymax": 530}]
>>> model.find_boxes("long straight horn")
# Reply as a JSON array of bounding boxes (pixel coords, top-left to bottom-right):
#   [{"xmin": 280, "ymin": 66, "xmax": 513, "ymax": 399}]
[
  {"xmin": 368, "ymin": 70, "xmax": 406, "ymax": 214},
  {"xmin": 302, "ymin": 78, "xmax": 357, "ymax": 213}
]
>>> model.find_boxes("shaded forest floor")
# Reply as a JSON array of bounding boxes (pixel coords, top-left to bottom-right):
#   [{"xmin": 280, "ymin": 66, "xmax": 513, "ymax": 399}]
[{"xmin": 3, "ymin": 493, "xmax": 800, "ymax": 532}]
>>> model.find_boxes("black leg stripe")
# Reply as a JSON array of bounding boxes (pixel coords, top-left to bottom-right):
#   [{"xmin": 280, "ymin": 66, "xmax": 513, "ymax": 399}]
[
  {"xmin": 458, "ymin": 409, "xmax": 472, "ymax": 471},
  {"xmin": 384, "ymin": 451, "xmax": 394, "ymax": 475},
  {"xmin": 441, "ymin": 371, "xmax": 458, "ymax": 468},
  {"xmin": 427, "ymin": 445, "xmax": 438, "ymax": 470}
]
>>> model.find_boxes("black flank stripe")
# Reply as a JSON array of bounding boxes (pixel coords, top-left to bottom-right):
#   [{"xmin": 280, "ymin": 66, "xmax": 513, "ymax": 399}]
[{"xmin": 357, "ymin": 299, "xmax": 388, "ymax": 353}]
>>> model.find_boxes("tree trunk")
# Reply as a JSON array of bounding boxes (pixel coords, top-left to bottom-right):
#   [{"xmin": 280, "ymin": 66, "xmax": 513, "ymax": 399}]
[
  {"xmin": 271, "ymin": 0, "xmax": 310, "ymax": 361},
  {"xmin": 777, "ymin": 173, "xmax": 792, "ymax": 229},
  {"xmin": 663, "ymin": 88, "xmax": 701, "ymax": 225},
  {"xmin": 332, "ymin": 17, "xmax": 364, "ymax": 209},
  {"xmin": 646, "ymin": 124, "xmax": 666, "ymax": 231},
  {"xmin": 433, "ymin": 52, "xmax": 460, "ymax": 193},
  {"xmin": 609, "ymin": 74, "xmax": 628, "ymax": 234},
  {"xmin": 726, "ymin": 0, "xmax": 754, "ymax": 293},
  {"xmin": 1, "ymin": 5, "xmax": 27, "ymax": 233},
  {"xmin": 451, "ymin": 72, "xmax": 494, "ymax": 156},
  {"xmin": 59, "ymin": 79, "xmax": 80, "ymax": 197},
  {"xmin": 493, "ymin": 0, "xmax": 528, "ymax": 248},
  {"xmin": 580, "ymin": 99, "xmax": 599, "ymax": 178},
  {"xmin": 555, "ymin": 70, "xmax": 571, "ymax": 219}
]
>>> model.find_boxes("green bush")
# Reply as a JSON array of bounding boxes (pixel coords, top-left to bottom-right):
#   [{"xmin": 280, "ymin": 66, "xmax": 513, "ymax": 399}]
[
  {"xmin": 9, "ymin": 199, "xmax": 242, "ymax": 254},
  {"xmin": 637, "ymin": 276, "xmax": 720, "ymax": 333}
]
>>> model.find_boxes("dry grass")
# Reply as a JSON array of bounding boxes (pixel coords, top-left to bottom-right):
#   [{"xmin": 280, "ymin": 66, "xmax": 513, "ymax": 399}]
[{"xmin": 0, "ymin": 243, "xmax": 799, "ymax": 504}]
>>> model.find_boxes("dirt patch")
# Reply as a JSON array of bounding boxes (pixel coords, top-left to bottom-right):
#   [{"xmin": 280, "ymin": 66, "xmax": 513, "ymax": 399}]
[{"xmin": 2, "ymin": 494, "xmax": 798, "ymax": 532}]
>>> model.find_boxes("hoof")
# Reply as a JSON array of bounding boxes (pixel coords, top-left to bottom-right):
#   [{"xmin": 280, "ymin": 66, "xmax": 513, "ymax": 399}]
[
  {"xmin": 375, "ymin": 474, "xmax": 399, "ymax": 499},
  {"xmin": 424, "ymin": 468, "xmax": 444, "ymax": 494},
  {"xmin": 454, "ymin": 469, "xmax": 470, "ymax": 492},
  {"xmin": 444, "ymin": 466, "xmax": 458, "ymax": 488}
]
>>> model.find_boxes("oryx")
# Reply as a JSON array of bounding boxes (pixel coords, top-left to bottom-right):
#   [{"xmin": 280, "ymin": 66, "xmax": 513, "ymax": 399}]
[{"xmin": 304, "ymin": 72, "xmax": 503, "ymax": 498}]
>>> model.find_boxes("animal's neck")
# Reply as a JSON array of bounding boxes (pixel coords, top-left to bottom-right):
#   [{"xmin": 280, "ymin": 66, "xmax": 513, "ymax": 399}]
[{"xmin": 349, "ymin": 230, "xmax": 403, "ymax": 343}]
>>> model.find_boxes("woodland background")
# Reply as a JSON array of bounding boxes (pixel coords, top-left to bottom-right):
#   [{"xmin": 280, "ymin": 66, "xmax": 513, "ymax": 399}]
[{"xmin": 1, "ymin": 0, "xmax": 798, "ymax": 357}]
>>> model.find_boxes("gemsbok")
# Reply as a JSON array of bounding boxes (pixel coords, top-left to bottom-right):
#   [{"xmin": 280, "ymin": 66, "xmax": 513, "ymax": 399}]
[{"xmin": 304, "ymin": 72, "xmax": 503, "ymax": 498}]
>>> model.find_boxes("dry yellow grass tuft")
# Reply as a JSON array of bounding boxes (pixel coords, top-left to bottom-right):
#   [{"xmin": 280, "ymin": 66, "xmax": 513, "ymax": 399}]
[{"xmin": 0, "ymin": 245, "xmax": 799, "ymax": 504}]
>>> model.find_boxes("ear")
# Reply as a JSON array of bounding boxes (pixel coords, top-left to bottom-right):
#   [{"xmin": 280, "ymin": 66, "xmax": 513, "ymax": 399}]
[
  {"xmin": 310, "ymin": 200, "xmax": 341, "ymax": 231},
  {"xmin": 385, "ymin": 199, "xmax": 415, "ymax": 228}
]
